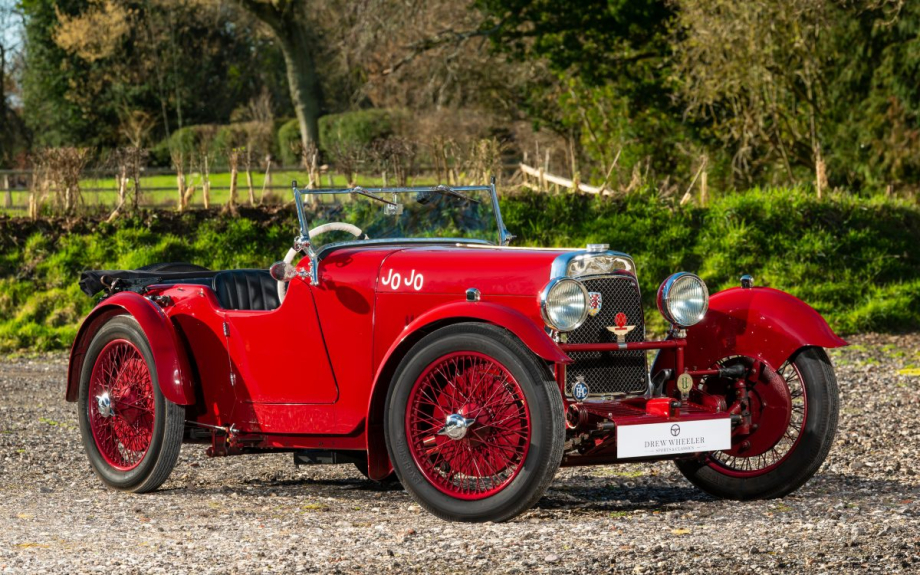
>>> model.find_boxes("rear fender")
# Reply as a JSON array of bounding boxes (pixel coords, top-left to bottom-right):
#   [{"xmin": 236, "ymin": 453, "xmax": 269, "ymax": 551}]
[
  {"xmin": 363, "ymin": 301, "xmax": 569, "ymax": 480},
  {"xmin": 66, "ymin": 292, "xmax": 196, "ymax": 405},
  {"xmin": 653, "ymin": 286, "xmax": 847, "ymax": 374}
]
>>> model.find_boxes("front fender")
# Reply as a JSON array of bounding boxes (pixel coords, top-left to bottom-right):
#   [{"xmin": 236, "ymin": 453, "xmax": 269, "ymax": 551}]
[
  {"xmin": 363, "ymin": 300, "xmax": 569, "ymax": 480},
  {"xmin": 655, "ymin": 286, "xmax": 847, "ymax": 374},
  {"xmin": 66, "ymin": 292, "xmax": 196, "ymax": 405}
]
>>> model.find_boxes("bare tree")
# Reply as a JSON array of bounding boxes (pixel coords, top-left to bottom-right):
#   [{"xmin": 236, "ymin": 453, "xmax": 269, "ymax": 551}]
[
  {"xmin": 106, "ymin": 146, "xmax": 147, "ymax": 221},
  {"xmin": 196, "ymin": 126, "xmax": 218, "ymax": 210},
  {"xmin": 224, "ymin": 147, "xmax": 242, "ymax": 215},
  {"xmin": 370, "ymin": 138, "xmax": 417, "ymax": 187},
  {"xmin": 117, "ymin": 106, "xmax": 155, "ymax": 148},
  {"xmin": 328, "ymin": 141, "xmax": 365, "ymax": 188},
  {"xmin": 27, "ymin": 153, "xmax": 50, "ymax": 220},
  {"xmin": 464, "ymin": 138, "xmax": 506, "ymax": 187},
  {"xmin": 170, "ymin": 146, "xmax": 198, "ymax": 212},
  {"xmin": 40, "ymin": 147, "xmax": 93, "ymax": 216}
]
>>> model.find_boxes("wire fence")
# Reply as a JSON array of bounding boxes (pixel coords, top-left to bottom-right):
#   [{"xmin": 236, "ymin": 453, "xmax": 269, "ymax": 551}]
[
  {"xmin": 0, "ymin": 159, "xmax": 655, "ymax": 215},
  {"xmin": 0, "ymin": 163, "xmax": 539, "ymax": 213}
]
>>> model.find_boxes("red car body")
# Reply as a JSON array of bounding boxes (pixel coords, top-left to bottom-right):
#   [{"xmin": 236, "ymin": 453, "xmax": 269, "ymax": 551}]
[
  {"xmin": 66, "ymin": 243, "xmax": 844, "ymax": 477},
  {"xmin": 66, "ymin": 182, "xmax": 847, "ymax": 521}
]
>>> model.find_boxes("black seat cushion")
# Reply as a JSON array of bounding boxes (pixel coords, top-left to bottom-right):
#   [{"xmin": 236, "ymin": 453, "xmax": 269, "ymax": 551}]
[{"xmin": 212, "ymin": 270, "xmax": 280, "ymax": 311}]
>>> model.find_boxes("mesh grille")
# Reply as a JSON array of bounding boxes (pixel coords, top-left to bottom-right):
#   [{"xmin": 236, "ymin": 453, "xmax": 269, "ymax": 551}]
[{"xmin": 565, "ymin": 275, "xmax": 647, "ymax": 396}]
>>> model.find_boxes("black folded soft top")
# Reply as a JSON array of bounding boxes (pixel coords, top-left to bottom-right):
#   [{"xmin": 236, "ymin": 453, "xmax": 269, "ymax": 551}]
[{"xmin": 79, "ymin": 263, "xmax": 215, "ymax": 296}]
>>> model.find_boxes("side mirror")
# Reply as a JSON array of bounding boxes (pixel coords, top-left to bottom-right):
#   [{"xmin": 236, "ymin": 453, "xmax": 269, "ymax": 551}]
[{"xmin": 269, "ymin": 261, "xmax": 297, "ymax": 282}]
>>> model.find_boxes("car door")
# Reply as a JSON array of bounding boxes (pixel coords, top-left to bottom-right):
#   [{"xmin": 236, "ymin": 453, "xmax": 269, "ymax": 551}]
[{"xmin": 223, "ymin": 277, "xmax": 339, "ymax": 411}]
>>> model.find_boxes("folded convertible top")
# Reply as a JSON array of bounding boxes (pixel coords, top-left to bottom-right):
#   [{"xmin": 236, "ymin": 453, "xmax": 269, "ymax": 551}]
[{"xmin": 79, "ymin": 265, "xmax": 216, "ymax": 297}]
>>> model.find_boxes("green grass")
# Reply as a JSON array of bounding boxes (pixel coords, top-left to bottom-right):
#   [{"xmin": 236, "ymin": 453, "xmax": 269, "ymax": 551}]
[
  {"xmin": 3, "ymin": 171, "xmax": 439, "ymax": 214},
  {"xmin": 0, "ymin": 186, "xmax": 918, "ymax": 353}
]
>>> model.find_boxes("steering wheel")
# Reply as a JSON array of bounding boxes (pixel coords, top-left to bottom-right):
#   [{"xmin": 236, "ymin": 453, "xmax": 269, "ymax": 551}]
[{"xmin": 277, "ymin": 222, "xmax": 364, "ymax": 302}]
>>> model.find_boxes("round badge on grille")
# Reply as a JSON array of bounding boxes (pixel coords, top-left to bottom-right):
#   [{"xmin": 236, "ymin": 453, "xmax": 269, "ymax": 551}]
[
  {"xmin": 676, "ymin": 372, "xmax": 694, "ymax": 399},
  {"xmin": 572, "ymin": 376, "xmax": 590, "ymax": 401}
]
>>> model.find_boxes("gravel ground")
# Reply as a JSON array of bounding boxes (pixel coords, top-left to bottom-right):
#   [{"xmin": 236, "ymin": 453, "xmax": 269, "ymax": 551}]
[{"xmin": 1, "ymin": 333, "xmax": 918, "ymax": 574}]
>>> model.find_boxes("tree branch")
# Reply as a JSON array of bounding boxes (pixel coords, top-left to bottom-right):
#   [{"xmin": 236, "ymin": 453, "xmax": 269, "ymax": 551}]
[
  {"xmin": 235, "ymin": 0, "xmax": 282, "ymax": 31},
  {"xmin": 381, "ymin": 22, "xmax": 504, "ymax": 76}
]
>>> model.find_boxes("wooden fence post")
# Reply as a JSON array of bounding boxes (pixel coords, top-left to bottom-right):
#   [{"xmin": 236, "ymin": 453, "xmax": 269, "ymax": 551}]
[{"xmin": 2, "ymin": 174, "xmax": 10, "ymax": 208}]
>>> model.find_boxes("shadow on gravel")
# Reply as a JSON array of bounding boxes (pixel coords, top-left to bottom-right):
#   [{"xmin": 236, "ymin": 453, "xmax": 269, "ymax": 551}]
[
  {"xmin": 536, "ymin": 484, "xmax": 710, "ymax": 513},
  {"xmin": 815, "ymin": 473, "xmax": 920, "ymax": 498},
  {"xmin": 145, "ymin": 470, "xmax": 919, "ymax": 517},
  {"xmin": 534, "ymin": 474, "xmax": 920, "ymax": 514},
  {"xmin": 158, "ymin": 477, "xmax": 405, "ymax": 499}
]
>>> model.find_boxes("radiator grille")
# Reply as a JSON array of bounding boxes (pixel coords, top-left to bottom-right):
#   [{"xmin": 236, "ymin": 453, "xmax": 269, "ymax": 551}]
[{"xmin": 565, "ymin": 275, "xmax": 647, "ymax": 396}]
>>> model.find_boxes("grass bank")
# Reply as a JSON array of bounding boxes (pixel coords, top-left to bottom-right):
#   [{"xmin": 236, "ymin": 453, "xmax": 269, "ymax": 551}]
[{"xmin": 0, "ymin": 188, "xmax": 917, "ymax": 353}]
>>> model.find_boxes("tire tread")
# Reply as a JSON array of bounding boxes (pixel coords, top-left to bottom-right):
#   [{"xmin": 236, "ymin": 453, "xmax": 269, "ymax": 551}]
[
  {"xmin": 385, "ymin": 322, "xmax": 565, "ymax": 522},
  {"xmin": 675, "ymin": 346, "xmax": 839, "ymax": 500}
]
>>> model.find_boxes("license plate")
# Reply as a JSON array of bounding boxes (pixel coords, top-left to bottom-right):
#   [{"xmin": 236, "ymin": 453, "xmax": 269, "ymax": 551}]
[{"xmin": 616, "ymin": 418, "xmax": 732, "ymax": 459}]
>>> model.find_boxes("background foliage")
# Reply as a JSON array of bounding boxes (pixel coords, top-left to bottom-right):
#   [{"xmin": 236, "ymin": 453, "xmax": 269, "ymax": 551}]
[
  {"xmin": 1, "ymin": 0, "xmax": 918, "ymax": 195},
  {"xmin": 1, "ymin": 189, "xmax": 917, "ymax": 353},
  {"xmin": 1, "ymin": 0, "xmax": 918, "ymax": 352}
]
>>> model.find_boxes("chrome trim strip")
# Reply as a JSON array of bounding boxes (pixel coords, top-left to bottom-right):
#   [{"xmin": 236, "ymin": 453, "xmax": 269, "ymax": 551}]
[
  {"xmin": 316, "ymin": 237, "xmax": 493, "ymax": 260},
  {"xmin": 550, "ymin": 250, "xmax": 636, "ymax": 279}
]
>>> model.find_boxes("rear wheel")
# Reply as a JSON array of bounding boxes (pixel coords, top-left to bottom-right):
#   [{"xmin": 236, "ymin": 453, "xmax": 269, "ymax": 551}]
[
  {"xmin": 675, "ymin": 347, "xmax": 839, "ymax": 499},
  {"xmin": 77, "ymin": 315, "xmax": 185, "ymax": 492},
  {"xmin": 385, "ymin": 323, "xmax": 565, "ymax": 522}
]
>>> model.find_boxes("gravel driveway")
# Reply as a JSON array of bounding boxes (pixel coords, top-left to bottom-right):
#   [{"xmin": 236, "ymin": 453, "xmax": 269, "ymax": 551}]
[{"xmin": 1, "ymin": 334, "xmax": 918, "ymax": 574}]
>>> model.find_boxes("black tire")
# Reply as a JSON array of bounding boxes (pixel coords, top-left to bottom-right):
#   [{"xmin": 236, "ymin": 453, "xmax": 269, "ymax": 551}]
[
  {"xmin": 353, "ymin": 460, "xmax": 401, "ymax": 486},
  {"xmin": 675, "ymin": 347, "xmax": 839, "ymax": 499},
  {"xmin": 384, "ymin": 323, "xmax": 565, "ymax": 522},
  {"xmin": 77, "ymin": 315, "xmax": 185, "ymax": 493}
]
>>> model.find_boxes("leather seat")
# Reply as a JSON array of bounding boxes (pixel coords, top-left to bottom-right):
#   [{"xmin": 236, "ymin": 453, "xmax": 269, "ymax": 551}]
[{"xmin": 212, "ymin": 270, "xmax": 281, "ymax": 311}]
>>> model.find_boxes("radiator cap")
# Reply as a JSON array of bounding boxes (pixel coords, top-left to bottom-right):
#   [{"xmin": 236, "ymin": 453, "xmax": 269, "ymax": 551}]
[{"xmin": 586, "ymin": 243, "xmax": 609, "ymax": 253}]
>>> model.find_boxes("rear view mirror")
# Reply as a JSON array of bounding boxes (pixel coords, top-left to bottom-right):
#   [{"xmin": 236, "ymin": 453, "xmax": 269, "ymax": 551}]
[{"xmin": 269, "ymin": 261, "xmax": 297, "ymax": 282}]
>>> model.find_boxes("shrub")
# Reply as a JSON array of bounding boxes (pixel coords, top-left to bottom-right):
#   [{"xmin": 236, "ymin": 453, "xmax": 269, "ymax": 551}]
[
  {"xmin": 318, "ymin": 109, "xmax": 404, "ymax": 155},
  {"xmin": 148, "ymin": 138, "xmax": 172, "ymax": 168},
  {"xmin": 276, "ymin": 110, "xmax": 408, "ymax": 166},
  {"xmin": 277, "ymin": 119, "xmax": 302, "ymax": 166},
  {"xmin": 1, "ymin": 188, "xmax": 918, "ymax": 353},
  {"xmin": 212, "ymin": 124, "xmax": 249, "ymax": 153},
  {"xmin": 167, "ymin": 125, "xmax": 219, "ymax": 159}
]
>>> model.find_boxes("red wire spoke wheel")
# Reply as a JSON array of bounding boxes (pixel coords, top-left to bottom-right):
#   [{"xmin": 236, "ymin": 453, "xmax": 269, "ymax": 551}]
[
  {"xmin": 87, "ymin": 339, "xmax": 155, "ymax": 471},
  {"xmin": 77, "ymin": 315, "xmax": 185, "ymax": 493},
  {"xmin": 675, "ymin": 347, "xmax": 839, "ymax": 500},
  {"xmin": 406, "ymin": 352, "xmax": 531, "ymax": 500},
  {"xmin": 385, "ymin": 323, "xmax": 565, "ymax": 522},
  {"xmin": 706, "ymin": 359, "xmax": 806, "ymax": 478}
]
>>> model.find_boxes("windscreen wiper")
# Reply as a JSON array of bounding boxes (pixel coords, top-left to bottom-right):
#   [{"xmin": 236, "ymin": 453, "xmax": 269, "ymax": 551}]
[
  {"xmin": 432, "ymin": 184, "xmax": 480, "ymax": 204},
  {"xmin": 350, "ymin": 186, "xmax": 399, "ymax": 206}
]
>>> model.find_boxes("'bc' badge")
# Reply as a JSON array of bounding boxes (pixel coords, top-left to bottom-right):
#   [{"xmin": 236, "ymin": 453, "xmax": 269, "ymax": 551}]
[{"xmin": 572, "ymin": 376, "xmax": 590, "ymax": 401}]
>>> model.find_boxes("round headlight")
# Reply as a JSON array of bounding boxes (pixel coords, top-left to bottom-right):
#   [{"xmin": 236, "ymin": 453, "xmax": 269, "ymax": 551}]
[
  {"xmin": 540, "ymin": 278, "xmax": 589, "ymax": 332},
  {"xmin": 657, "ymin": 272, "xmax": 709, "ymax": 327}
]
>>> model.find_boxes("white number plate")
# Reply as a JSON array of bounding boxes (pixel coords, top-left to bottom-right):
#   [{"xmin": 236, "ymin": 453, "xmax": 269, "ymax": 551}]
[{"xmin": 616, "ymin": 418, "xmax": 732, "ymax": 459}]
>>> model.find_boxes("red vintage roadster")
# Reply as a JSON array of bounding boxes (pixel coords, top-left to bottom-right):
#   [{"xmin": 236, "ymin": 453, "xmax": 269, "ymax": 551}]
[{"xmin": 67, "ymin": 181, "xmax": 844, "ymax": 522}]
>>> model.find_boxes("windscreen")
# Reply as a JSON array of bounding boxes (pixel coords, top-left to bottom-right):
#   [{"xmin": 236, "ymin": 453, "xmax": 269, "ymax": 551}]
[{"xmin": 297, "ymin": 187, "xmax": 502, "ymax": 248}]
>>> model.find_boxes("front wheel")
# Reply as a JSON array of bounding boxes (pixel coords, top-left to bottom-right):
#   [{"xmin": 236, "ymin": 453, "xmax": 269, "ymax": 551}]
[
  {"xmin": 675, "ymin": 347, "xmax": 839, "ymax": 499},
  {"xmin": 385, "ymin": 323, "xmax": 565, "ymax": 522},
  {"xmin": 77, "ymin": 315, "xmax": 185, "ymax": 492}
]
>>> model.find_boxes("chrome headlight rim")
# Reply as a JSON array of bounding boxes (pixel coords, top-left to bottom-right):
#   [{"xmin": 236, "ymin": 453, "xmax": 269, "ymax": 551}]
[
  {"xmin": 657, "ymin": 272, "xmax": 709, "ymax": 328},
  {"xmin": 540, "ymin": 277, "xmax": 590, "ymax": 332}
]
